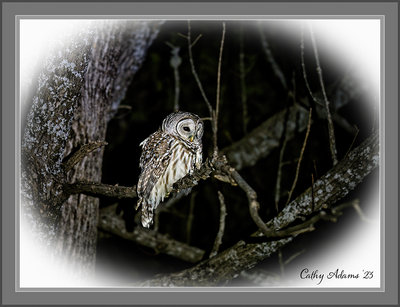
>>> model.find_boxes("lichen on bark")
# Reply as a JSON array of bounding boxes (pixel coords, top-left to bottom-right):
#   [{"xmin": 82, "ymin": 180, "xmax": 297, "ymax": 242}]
[{"xmin": 20, "ymin": 20, "xmax": 162, "ymax": 284}]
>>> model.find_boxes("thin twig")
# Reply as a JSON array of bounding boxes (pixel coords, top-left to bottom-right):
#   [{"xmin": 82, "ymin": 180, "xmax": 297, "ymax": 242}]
[
  {"xmin": 209, "ymin": 191, "xmax": 227, "ymax": 258},
  {"xmin": 258, "ymin": 22, "xmax": 287, "ymax": 90},
  {"xmin": 351, "ymin": 200, "xmax": 375, "ymax": 223},
  {"xmin": 223, "ymin": 153, "xmax": 338, "ymax": 239},
  {"xmin": 275, "ymin": 108, "xmax": 289, "ymax": 213},
  {"xmin": 190, "ymin": 34, "xmax": 203, "ymax": 48},
  {"xmin": 275, "ymin": 73, "xmax": 297, "ymax": 213},
  {"xmin": 286, "ymin": 108, "xmax": 312, "ymax": 206},
  {"xmin": 313, "ymin": 159, "xmax": 318, "ymax": 179},
  {"xmin": 284, "ymin": 249, "xmax": 305, "ymax": 266},
  {"xmin": 186, "ymin": 20, "xmax": 213, "ymax": 116},
  {"xmin": 344, "ymin": 125, "xmax": 359, "ymax": 158},
  {"xmin": 213, "ymin": 22, "xmax": 226, "ymax": 159},
  {"xmin": 331, "ymin": 199, "xmax": 375, "ymax": 224},
  {"xmin": 308, "ymin": 21, "xmax": 338, "ymax": 166},
  {"xmin": 300, "ymin": 23, "xmax": 324, "ymax": 107}
]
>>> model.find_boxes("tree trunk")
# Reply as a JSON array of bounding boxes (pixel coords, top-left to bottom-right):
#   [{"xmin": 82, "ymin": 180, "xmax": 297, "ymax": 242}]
[{"xmin": 20, "ymin": 20, "xmax": 162, "ymax": 285}]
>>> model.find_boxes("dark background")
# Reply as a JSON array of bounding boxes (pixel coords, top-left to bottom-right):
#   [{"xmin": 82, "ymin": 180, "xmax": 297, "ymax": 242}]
[{"xmin": 95, "ymin": 20, "xmax": 379, "ymax": 286}]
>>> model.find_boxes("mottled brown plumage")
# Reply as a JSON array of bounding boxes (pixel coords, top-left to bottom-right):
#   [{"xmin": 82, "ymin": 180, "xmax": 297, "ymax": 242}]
[{"xmin": 136, "ymin": 111, "xmax": 204, "ymax": 228}]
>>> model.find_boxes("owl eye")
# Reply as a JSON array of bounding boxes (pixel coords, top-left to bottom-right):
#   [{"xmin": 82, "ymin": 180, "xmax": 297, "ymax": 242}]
[{"xmin": 183, "ymin": 126, "xmax": 191, "ymax": 132}]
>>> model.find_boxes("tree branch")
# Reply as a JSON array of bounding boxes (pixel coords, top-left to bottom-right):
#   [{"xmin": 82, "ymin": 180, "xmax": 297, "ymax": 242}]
[
  {"xmin": 64, "ymin": 181, "xmax": 137, "ymax": 198},
  {"xmin": 135, "ymin": 130, "xmax": 379, "ymax": 286},
  {"xmin": 98, "ymin": 204, "xmax": 205, "ymax": 263},
  {"xmin": 212, "ymin": 22, "xmax": 226, "ymax": 159},
  {"xmin": 62, "ymin": 140, "xmax": 108, "ymax": 172},
  {"xmin": 308, "ymin": 21, "xmax": 338, "ymax": 166},
  {"xmin": 209, "ymin": 191, "xmax": 227, "ymax": 258},
  {"xmin": 186, "ymin": 20, "xmax": 212, "ymax": 116},
  {"xmin": 171, "ymin": 157, "xmax": 217, "ymax": 195},
  {"xmin": 285, "ymin": 108, "xmax": 312, "ymax": 205},
  {"xmin": 258, "ymin": 129, "xmax": 379, "ymax": 235},
  {"xmin": 259, "ymin": 22, "xmax": 287, "ymax": 90}
]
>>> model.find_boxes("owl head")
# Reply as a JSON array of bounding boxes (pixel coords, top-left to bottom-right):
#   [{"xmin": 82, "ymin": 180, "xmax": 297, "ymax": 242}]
[{"xmin": 162, "ymin": 111, "xmax": 204, "ymax": 147}]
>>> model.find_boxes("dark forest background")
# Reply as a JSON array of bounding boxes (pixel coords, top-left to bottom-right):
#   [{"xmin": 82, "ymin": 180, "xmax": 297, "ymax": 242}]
[{"xmin": 94, "ymin": 20, "xmax": 379, "ymax": 286}]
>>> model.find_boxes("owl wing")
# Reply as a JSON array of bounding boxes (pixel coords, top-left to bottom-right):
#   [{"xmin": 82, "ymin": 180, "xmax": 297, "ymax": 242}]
[{"xmin": 136, "ymin": 130, "xmax": 174, "ymax": 209}]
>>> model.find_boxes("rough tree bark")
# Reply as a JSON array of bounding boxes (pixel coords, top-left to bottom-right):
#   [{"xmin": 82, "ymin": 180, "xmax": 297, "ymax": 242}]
[
  {"xmin": 20, "ymin": 20, "xmax": 379, "ymax": 288},
  {"xmin": 20, "ymin": 20, "xmax": 162, "ymax": 285}
]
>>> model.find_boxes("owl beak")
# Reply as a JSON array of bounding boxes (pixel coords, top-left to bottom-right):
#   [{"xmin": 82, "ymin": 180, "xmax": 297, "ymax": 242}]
[{"xmin": 189, "ymin": 135, "xmax": 195, "ymax": 142}]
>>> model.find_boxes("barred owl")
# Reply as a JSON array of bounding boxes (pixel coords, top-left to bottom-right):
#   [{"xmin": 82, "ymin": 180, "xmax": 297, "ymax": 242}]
[{"xmin": 136, "ymin": 111, "xmax": 204, "ymax": 228}]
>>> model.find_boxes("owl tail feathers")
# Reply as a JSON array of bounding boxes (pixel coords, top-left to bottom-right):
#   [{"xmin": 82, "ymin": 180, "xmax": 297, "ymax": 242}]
[
  {"xmin": 141, "ymin": 206, "xmax": 154, "ymax": 228},
  {"xmin": 135, "ymin": 197, "xmax": 154, "ymax": 228}
]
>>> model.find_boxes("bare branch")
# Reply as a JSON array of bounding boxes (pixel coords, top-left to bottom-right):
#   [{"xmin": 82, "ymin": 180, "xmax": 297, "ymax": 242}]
[
  {"xmin": 300, "ymin": 23, "xmax": 323, "ymax": 107},
  {"xmin": 64, "ymin": 181, "xmax": 137, "ymax": 199},
  {"xmin": 98, "ymin": 204, "xmax": 205, "ymax": 263},
  {"xmin": 171, "ymin": 157, "xmax": 217, "ymax": 195},
  {"xmin": 228, "ymin": 169, "xmax": 275, "ymax": 238},
  {"xmin": 258, "ymin": 23, "xmax": 287, "ymax": 90},
  {"xmin": 286, "ymin": 108, "xmax": 312, "ymax": 205},
  {"xmin": 351, "ymin": 200, "xmax": 376, "ymax": 223},
  {"xmin": 209, "ymin": 191, "xmax": 227, "ymax": 258},
  {"xmin": 62, "ymin": 141, "xmax": 108, "ymax": 172},
  {"xmin": 307, "ymin": 21, "xmax": 338, "ymax": 165},
  {"xmin": 313, "ymin": 160, "xmax": 319, "ymax": 179},
  {"xmin": 284, "ymin": 249, "xmax": 305, "ymax": 266},
  {"xmin": 136, "ymin": 130, "xmax": 379, "ymax": 286},
  {"xmin": 275, "ymin": 108, "xmax": 290, "ymax": 212},
  {"xmin": 257, "ymin": 129, "xmax": 379, "ymax": 236},
  {"xmin": 275, "ymin": 74, "xmax": 297, "ymax": 213},
  {"xmin": 344, "ymin": 125, "xmax": 359, "ymax": 158},
  {"xmin": 186, "ymin": 20, "xmax": 213, "ymax": 116},
  {"xmin": 330, "ymin": 199, "xmax": 376, "ymax": 224},
  {"xmin": 213, "ymin": 22, "xmax": 226, "ymax": 159},
  {"xmin": 190, "ymin": 34, "xmax": 203, "ymax": 48}
]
